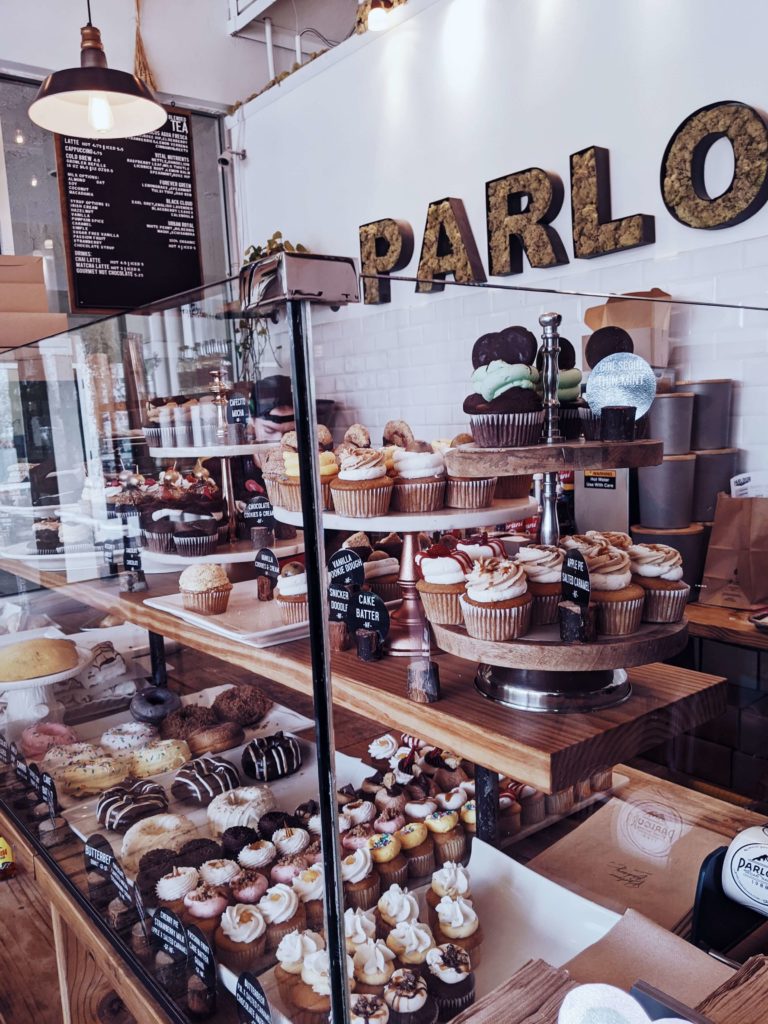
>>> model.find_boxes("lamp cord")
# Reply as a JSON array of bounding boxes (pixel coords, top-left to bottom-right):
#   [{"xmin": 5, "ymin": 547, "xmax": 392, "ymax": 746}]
[{"xmin": 86, "ymin": 0, "xmax": 92, "ymax": 25}]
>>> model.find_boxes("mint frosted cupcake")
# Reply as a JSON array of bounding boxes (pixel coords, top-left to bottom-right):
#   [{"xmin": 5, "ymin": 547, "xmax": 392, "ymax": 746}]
[
  {"xmin": 459, "ymin": 558, "xmax": 532, "ymax": 641},
  {"xmin": 629, "ymin": 543, "xmax": 690, "ymax": 622},
  {"xmin": 463, "ymin": 359, "xmax": 544, "ymax": 448}
]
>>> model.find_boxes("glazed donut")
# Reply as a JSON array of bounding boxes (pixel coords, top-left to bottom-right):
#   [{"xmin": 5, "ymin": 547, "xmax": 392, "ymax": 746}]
[
  {"xmin": 171, "ymin": 756, "xmax": 240, "ymax": 805},
  {"xmin": 212, "ymin": 686, "xmax": 272, "ymax": 726},
  {"xmin": 20, "ymin": 722, "xmax": 78, "ymax": 760},
  {"xmin": 41, "ymin": 742, "xmax": 103, "ymax": 779},
  {"xmin": 60, "ymin": 755, "xmax": 129, "ymax": 797},
  {"xmin": 130, "ymin": 686, "xmax": 182, "ymax": 725},
  {"xmin": 160, "ymin": 705, "xmax": 218, "ymax": 740},
  {"xmin": 100, "ymin": 722, "xmax": 159, "ymax": 757},
  {"xmin": 187, "ymin": 721, "xmax": 244, "ymax": 757},
  {"xmin": 121, "ymin": 813, "xmax": 199, "ymax": 872},
  {"xmin": 97, "ymin": 780, "xmax": 168, "ymax": 832},
  {"xmin": 130, "ymin": 739, "xmax": 191, "ymax": 779}
]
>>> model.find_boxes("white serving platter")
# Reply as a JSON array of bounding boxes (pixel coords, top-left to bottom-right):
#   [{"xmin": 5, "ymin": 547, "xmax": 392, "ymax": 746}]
[{"xmin": 0, "ymin": 541, "xmax": 105, "ymax": 571}]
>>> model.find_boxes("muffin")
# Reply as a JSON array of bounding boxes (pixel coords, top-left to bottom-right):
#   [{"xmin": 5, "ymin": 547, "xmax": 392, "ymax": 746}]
[
  {"xmin": 585, "ymin": 546, "xmax": 644, "ymax": 636},
  {"xmin": 385, "ymin": 968, "xmax": 439, "ymax": 1024},
  {"xmin": 415, "ymin": 545, "xmax": 473, "ymax": 626},
  {"xmin": 178, "ymin": 563, "xmax": 232, "ymax": 616},
  {"xmin": 425, "ymin": 943, "xmax": 475, "ymax": 1020},
  {"xmin": 459, "ymin": 557, "xmax": 532, "ymax": 640},
  {"xmin": 390, "ymin": 444, "xmax": 446, "ymax": 512},
  {"xmin": 214, "ymin": 903, "xmax": 267, "ymax": 970},
  {"xmin": 515, "ymin": 544, "xmax": 563, "ymax": 625},
  {"xmin": 330, "ymin": 450, "xmax": 394, "ymax": 517},
  {"xmin": 274, "ymin": 561, "xmax": 309, "ymax": 625},
  {"xmin": 629, "ymin": 543, "xmax": 690, "ymax": 622}
]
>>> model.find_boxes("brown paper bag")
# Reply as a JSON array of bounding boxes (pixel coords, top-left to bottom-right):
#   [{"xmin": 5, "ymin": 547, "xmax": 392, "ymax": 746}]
[{"xmin": 700, "ymin": 493, "xmax": 768, "ymax": 609}]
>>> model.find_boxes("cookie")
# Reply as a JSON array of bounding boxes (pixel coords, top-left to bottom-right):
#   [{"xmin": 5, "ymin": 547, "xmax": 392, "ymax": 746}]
[
  {"xmin": 463, "ymin": 388, "xmax": 542, "ymax": 415},
  {"xmin": 383, "ymin": 420, "xmax": 415, "ymax": 448},
  {"xmin": 535, "ymin": 336, "xmax": 576, "ymax": 372},
  {"xmin": 471, "ymin": 326, "xmax": 537, "ymax": 369},
  {"xmin": 344, "ymin": 424, "xmax": 371, "ymax": 448},
  {"xmin": 585, "ymin": 326, "xmax": 634, "ymax": 369}
]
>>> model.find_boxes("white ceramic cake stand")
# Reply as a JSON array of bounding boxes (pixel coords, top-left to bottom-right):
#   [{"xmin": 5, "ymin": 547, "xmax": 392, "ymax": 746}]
[
  {"xmin": 1, "ymin": 646, "xmax": 93, "ymax": 741},
  {"xmin": 273, "ymin": 499, "xmax": 536, "ymax": 656}
]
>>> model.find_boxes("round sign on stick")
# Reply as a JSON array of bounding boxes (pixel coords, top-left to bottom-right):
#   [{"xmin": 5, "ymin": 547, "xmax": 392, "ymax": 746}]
[{"xmin": 585, "ymin": 352, "xmax": 657, "ymax": 419}]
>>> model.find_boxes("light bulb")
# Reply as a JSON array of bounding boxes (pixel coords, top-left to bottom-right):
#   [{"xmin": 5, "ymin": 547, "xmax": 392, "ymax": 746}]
[
  {"xmin": 14, "ymin": 129, "xmax": 24, "ymax": 145},
  {"xmin": 367, "ymin": 5, "xmax": 391, "ymax": 30},
  {"xmin": 30, "ymin": 175, "xmax": 38, "ymax": 187},
  {"xmin": 87, "ymin": 94, "xmax": 115, "ymax": 135}
]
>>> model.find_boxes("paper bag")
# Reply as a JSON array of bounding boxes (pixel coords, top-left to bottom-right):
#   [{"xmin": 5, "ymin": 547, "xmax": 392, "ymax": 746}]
[{"xmin": 700, "ymin": 493, "xmax": 768, "ymax": 609}]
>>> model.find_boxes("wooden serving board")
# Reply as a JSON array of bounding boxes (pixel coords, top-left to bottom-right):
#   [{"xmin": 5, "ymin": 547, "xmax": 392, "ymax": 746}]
[{"xmin": 445, "ymin": 438, "xmax": 663, "ymax": 477}]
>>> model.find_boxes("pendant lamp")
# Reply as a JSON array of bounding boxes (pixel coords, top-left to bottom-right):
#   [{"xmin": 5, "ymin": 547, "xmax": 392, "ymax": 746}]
[{"xmin": 28, "ymin": 0, "xmax": 166, "ymax": 139}]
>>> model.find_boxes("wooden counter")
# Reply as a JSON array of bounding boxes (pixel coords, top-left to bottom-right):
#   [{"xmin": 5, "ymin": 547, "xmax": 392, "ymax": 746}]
[{"xmin": 686, "ymin": 602, "xmax": 768, "ymax": 651}]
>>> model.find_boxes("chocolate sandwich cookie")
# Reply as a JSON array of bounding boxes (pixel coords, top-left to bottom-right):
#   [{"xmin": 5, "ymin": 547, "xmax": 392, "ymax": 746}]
[
  {"xmin": 463, "ymin": 387, "xmax": 542, "ymax": 416},
  {"xmin": 171, "ymin": 756, "xmax": 240, "ymax": 805},
  {"xmin": 241, "ymin": 731, "xmax": 302, "ymax": 783},
  {"xmin": 535, "ymin": 335, "xmax": 576, "ymax": 371},
  {"xmin": 96, "ymin": 780, "xmax": 169, "ymax": 832},
  {"xmin": 585, "ymin": 326, "xmax": 634, "ymax": 369},
  {"xmin": 471, "ymin": 326, "xmax": 537, "ymax": 369}
]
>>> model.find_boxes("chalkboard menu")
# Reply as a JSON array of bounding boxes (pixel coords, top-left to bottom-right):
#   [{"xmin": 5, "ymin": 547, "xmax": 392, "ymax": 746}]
[{"xmin": 55, "ymin": 110, "xmax": 202, "ymax": 313}]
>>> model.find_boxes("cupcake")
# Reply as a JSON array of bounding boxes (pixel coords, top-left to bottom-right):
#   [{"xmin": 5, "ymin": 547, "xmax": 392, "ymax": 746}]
[
  {"xmin": 420, "ymin": 750, "xmax": 468, "ymax": 792},
  {"xmin": 354, "ymin": 939, "xmax": 397, "ymax": 995},
  {"xmin": 415, "ymin": 545, "xmax": 473, "ymax": 626},
  {"xmin": 271, "ymin": 854, "xmax": 309, "ymax": 885},
  {"xmin": 444, "ymin": 442, "xmax": 497, "ymax": 509},
  {"xmin": 390, "ymin": 444, "xmax": 446, "ymax": 513},
  {"xmin": 291, "ymin": 949, "xmax": 355, "ymax": 1024},
  {"xmin": 459, "ymin": 802, "xmax": 477, "ymax": 842},
  {"xmin": 258, "ymin": 882, "xmax": 307, "ymax": 951},
  {"xmin": 403, "ymin": 797, "xmax": 438, "ymax": 823},
  {"xmin": 273, "ymin": 827, "xmax": 311, "ymax": 857},
  {"xmin": 426, "ymin": 944, "xmax": 476, "ymax": 1020},
  {"xmin": 396, "ymin": 823, "xmax": 435, "ymax": 878},
  {"xmin": 375, "ymin": 808, "xmax": 406, "ymax": 835},
  {"xmin": 345, "ymin": 906, "xmax": 377, "ymax": 956},
  {"xmin": 282, "ymin": 449, "xmax": 339, "ymax": 512},
  {"xmin": 364, "ymin": 551, "xmax": 401, "ymax": 603},
  {"xmin": 344, "ymin": 800, "xmax": 378, "ymax": 828},
  {"xmin": 374, "ymin": 775, "xmax": 407, "ymax": 816},
  {"xmin": 433, "ymin": 896, "xmax": 483, "ymax": 966},
  {"xmin": 351, "ymin": 994, "xmax": 392, "ymax": 1024},
  {"xmin": 330, "ymin": 450, "xmax": 394, "ymax": 517},
  {"xmin": 173, "ymin": 518, "xmax": 219, "ymax": 557},
  {"xmin": 155, "ymin": 866, "xmax": 199, "ymax": 914},
  {"xmin": 274, "ymin": 561, "xmax": 309, "ymax": 625},
  {"xmin": 222, "ymin": 827, "xmax": 259, "ymax": 860},
  {"xmin": 455, "ymin": 535, "xmax": 506, "ymax": 562},
  {"xmin": 238, "ymin": 840, "xmax": 277, "ymax": 873},
  {"xmin": 464, "ymin": 350, "xmax": 544, "ymax": 449},
  {"xmin": 385, "ymin": 920, "xmax": 436, "ymax": 970},
  {"xmin": 342, "ymin": 847, "xmax": 381, "ymax": 911},
  {"xmin": 275, "ymin": 928, "xmax": 326, "ymax": 1004},
  {"xmin": 585, "ymin": 546, "xmax": 644, "ymax": 636},
  {"xmin": 434, "ymin": 789, "xmax": 468, "ymax": 813},
  {"xmin": 424, "ymin": 812, "xmax": 465, "ymax": 866},
  {"xmin": 199, "ymin": 858, "xmax": 240, "ymax": 887},
  {"xmin": 230, "ymin": 868, "xmax": 269, "ymax": 905},
  {"xmin": 385, "ymin": 968, "xmax": 439, "ymax": 1024},
  {"xmin": 515, "ymin": 544, "xmax": 563, "ymax": 625},
  {"xmin": 629, "ymin": 543, "xmax": 690, "ymax": 622},
  {"xmin": 586, "ymin": 530, "xmax": 633, "ymax": 551},
  {"xmin": 343, "ymin": 824, "xmax": 376, "ymax": 853},
  {"xmin": 214, "ymin": 903, "xmax": 267, "ymax": 970},
  {"xmin": 292, "ymin": 868, "xmax": 326, "ymax": 930},
  {"xmin": 425, "ymin": 863, "xmax": 471, "ymax": 930},
  {"xmin": 504, "ymin": 781, "xmax": 546, "ymax": 825},
  {"xmin": 459, "ymin": 558, "xmax": 532, "ymax": 641},
  {"xmin": 374, "ymin": 883, "xmax": 420, "ymax": 940},
  {"xmin": 182, "ymin": 883, "xmax": 230, "ymax": 937},
  {"xmin": 178, "ymin": 563, "xmax": 233, "ymax": 616},
  {"xmin": 368, "ymin": 834, "xmax": 408, "ymax": 888}
]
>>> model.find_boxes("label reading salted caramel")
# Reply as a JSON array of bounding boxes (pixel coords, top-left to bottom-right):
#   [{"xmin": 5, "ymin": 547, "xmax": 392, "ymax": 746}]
[{"xmin": 562, "ymin": 551, "xmax": 591, "ymax": 607}]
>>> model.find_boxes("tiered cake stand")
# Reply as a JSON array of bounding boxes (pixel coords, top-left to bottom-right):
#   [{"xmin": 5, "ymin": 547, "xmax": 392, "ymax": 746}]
[{"xmin": 272, "ymin": 499, "xmax": 536, "ymax": 656}]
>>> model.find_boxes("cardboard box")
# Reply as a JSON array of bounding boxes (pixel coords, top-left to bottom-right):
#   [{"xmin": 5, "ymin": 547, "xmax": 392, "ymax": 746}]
[
  {"xmin": 583, "ymin": 287, "xmax": 672, "ymax": 368},
  {"xmin": 0, "ymin": 255, "xmax": 46, "ymax": 285},
  {"xmin": 0, "ymin": 311, "xmax": 69, "ymax": 349},
  {"xmin": 0, "ymin": 282, "xmax": 49, "ymax": 313}
]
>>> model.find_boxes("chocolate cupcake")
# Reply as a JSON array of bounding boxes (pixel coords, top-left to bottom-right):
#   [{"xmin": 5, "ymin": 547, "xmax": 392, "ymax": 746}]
[
  {"xmin": 173, "ymin": 518, "xmax": 219, "ymax": 557},
  {"xmin": 465, "ymin": 327, "xmax": 544, "ymax": 448},
  {"xmin": 222, "ymin": 825, "xmax": 259, "ymax": 859},
  {"xmin": 177, "ymin": 837, "xmax": 222, "ymax": 869},
  {"xmin": 140, "ymin": 519, "xmax": 176, "ymax": 554}
]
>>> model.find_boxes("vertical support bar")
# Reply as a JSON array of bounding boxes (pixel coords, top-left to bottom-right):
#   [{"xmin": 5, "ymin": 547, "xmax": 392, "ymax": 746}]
[
  {"xmin": 287, "ymin": 299, "xmax": 350, "ymax": 1024},
  {"xmin": 538, "ymin": 312, "xmax": 563, "ymax": 547},
  {"xmin": 475, "ymin": 765, "xmax": 499, "ymax": 846},
  {"xmin": 148, "ymin": 631, "xmax": 167, "ymax": 688}
]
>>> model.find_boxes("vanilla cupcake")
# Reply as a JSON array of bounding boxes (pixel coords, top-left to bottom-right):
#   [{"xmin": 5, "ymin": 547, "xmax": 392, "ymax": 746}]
[
  {"xmin": 282, "ymin": 450, "xmax": 339, "ymax": 511},
  {"xmin": 390, "ymin": 444, "xmax": 446, "ymax": 513},
  {"xmin": 214, "ymin": 903, "xmax": 267, "ymax": 970},
  {"xmin": 274, "ymin": 928, "xmax": 325, "ymax": 1004},
  {"xmin": 425, "ymin": 862, "xmax": 471, "ymax": 929},
  {"xmin": 342, "ymin": 846, "xmax": 381, "ymax": 911},
  {"xmin": 368, "ymin": 833, "xmax": 408, "ymax": 888},
  {"xmin": 353, "ymin": 938, "xmax": 397, "ymax": 995},
  {"xmin": 415, "ymin": 545, "xmax": 474, "ymax": 626},
  {"xmin": 424, "ymin": 811, "xmax": 465, "ymax": 866},
  {"xmin": 178, "ymin": 563, "xmax": 232, "ymax": 616},
  {"xmin": 238, "ymin": 839, "xmax": 277, "ymax": 872},
  {"xmin": 291, "ymin": 949, "xmax": 355, "ymax": 1024},
  {"xmin": 155, "ymin": 865, "xmax": 199, "ymax": 914},
  {"xmin": 374, "ymin": 883, "xmax": 420, "ymax": 940},
  {"xmin": 585, "ymin": 545, "xmax": 644, "ymax": 636},
  {"xmin": 345, "ymin": 907, "xmax": 377, "ymax": 956},
  {"xmin": 433, "ymin": 896, "xmax": 483, "ymax": 966},
  {"xmin": 515, "ymin": 544, "xmax": 563, "ymax": 625},
  {"xmin": 292, "ymin": 867, "xmax": 325, "ymax": 930},
  {"xmin": 396, "ymin": 822, "xmax": 435, "ymax": 878},
  {"xmin": 258, "ymin": 882, "xmax": 307, "ymax": 950},
  {"xmin": 629, "ymin": 543, "xmax": 690, "ymax": 622},
  {"xmin": 330, "ymin": 450, "xmax": 394, "ymax": 517},
  {"xmin": 385, "ymin": 920, "xmax": 436, "ymax": 970},
  {"xmin": 274, "ymin": 561, "xmax": 310, "ymax": 625},
  {"xmin": 459, "ymin": 557, "xmax": 532, "ymax": 640}
]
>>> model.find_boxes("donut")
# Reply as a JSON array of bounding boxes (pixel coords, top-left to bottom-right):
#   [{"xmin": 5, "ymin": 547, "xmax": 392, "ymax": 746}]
[
  {"xmin": 160, "ymin": 705, "xmax": 218, "ymax": 740},
  {"xmin": 130, "ymin": 686, "xmax": 182, "ymax": 725},
  {"xmin": 100, "ymin": 722, "xmax": 159, "ymax": 757},
  {"xmin": 241, "ymin": 732, "xmax": 302, "ymax": 782},
  {"xmin": 187, "ymin": 721, "xmax": 244, "ymax": 757},
  {"xmin": 97, "ymin": 780, "xmax": 169, "ymax": 832},
  {"xmin": 171, "ymin": 756, "xmax": 240, "ymax": 805},
  {"xmin": 20, "ymin": 722, "xmax": 78, "ymax": 760},
  {"xmin": 121, "ymin": 813, "xmax": 199, "ymax": 873},
  {"xmin": 206, "ymin": 785, "xmax": 277, "ymax": 836},
  {"xmin": 41, "ymin": 742, "xmax": 102, "ymax": 779},
  {"xmin": 535, "ymin": 335, "xmax": 577, "ymax": 372},
  {"xmin": 212, "ymin": 686, "xmax": 272, "ymax": 726},
  {"xmin": 585, "ymin": 325, "xmax": 634, "ymax": 369},
  {"xmin": 60, "ymin": 755, "xmax": 129, "ymax": 797},
  {"xmin": 130, "ymin": 739, "xmax": 191, "ymax": 779}
]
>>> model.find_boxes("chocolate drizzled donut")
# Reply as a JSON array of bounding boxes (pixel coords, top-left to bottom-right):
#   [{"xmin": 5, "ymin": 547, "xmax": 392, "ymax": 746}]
[
  {"xmin": 241, "ymin": 731, "xmax": 302, "ymax": 782},
  {"xmin": 171, "ymin": 756, "xmax": 240, "ymax": 806},
  {"xmin": 97, "ymin": 779, "xmax": 168, "ymax": 832}
]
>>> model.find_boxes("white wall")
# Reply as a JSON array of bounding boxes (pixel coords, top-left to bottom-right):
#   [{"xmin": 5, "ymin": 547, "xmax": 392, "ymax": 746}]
[{"xmin": 227, "ymin": 0, "xmax": 768, "ymax": 469}]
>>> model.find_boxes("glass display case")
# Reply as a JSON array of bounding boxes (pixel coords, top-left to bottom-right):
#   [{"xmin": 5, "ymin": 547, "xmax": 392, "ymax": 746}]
[{"xmin": 1, "ymin": 265, "xmax": 767, "ymax": 1024}]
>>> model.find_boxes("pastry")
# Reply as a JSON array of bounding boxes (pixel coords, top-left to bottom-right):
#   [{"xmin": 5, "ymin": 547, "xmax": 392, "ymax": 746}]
[
  {"xmin": 375, "ymin": 775, "xmax": 407, "ymax": 815},
  {"xmin": 199, "ymin": 858, "xmax": 240, "ymax": 886},
  {"xmin": 344, "ymin": 800, "xmax": 378, "ymax": 827},
  {"xmin": 472, "ymin": 326, "xmax": 537, "ymax": 369},
  {"xmin": 424, "ymin": 812, "xmax": 465, "ymax": 866},
  {"xmin": 187, "ymin": 721, "xmax": 245, "ymax": 757},
  {"xmin": 275, "ymin": 928, "xmax": 326, "ymax": 1004},
  {"xmin": 515, "ymin": 544, "xmax": 564, "ymax": 625},
  {"xmin": 463, "ymin": 348, "xmax": 544, "ymax": 447},
  {"xmin": 629, "ymin": 543, "xmax": 690, "ymax": 621},
  {"xmin": 214, "ymin": 903, "xmax": 267, "ymax": 969},
  {"xmin": 396, "ymin": 822, "xmax": 435, "ymax": 878},
  {"xmin": 182, "ymin": 883, "xmax": 229, "ymax": 936},
  {"xmin": 346, "ymin": 907, "xmax": 377, "ymax": 956},
  {"xmin": 20, "ymin": 722, "xmax": 78, "ymax": 760},
  {"xmin": 344, "ymin": 531, "xmax": 375, "ymax": 562},
  {"xmin": 258, "ymin": 882, "xmax": 307, "ymax": 951},
  {"xmin": 425, "ymin": 944, "xmax": 475, "ymax": 1020},
  {"xmin": 368, "ymin": 834, "xmax": 408, "ymax": 888},
  {"xmin": 155, "ymin": 865, "xmax": 200, "ymax": 913},
  {"xmin": 231, "ymin": 867, "xmax": 269, "ymax": 905},
  {"xmin": 504, "ymin": 781, "xmax": 546, "ymax": 825},
  {"xmin": 212, "ymin": 685, "xmax": 272, "ymax": 726},
  {"xmin": 0, "ymin": 637, "xmax": 78, "ymax": 682},
  {"xmin": 444, "ymin": 469, "xmax": 497, "ymax": 510},
  {"xmin": 584, "ymin": 546, "xmax": 644, "ymax": 636},
  {"xmin": 292, "ymin": 949, "xmax": 356, "ymax": 1024},
  {"xmin": 375, "ymin": 883, "xmax": 419, "ymax": 939},
  {"xmin": 178, "ymin": 838, "xmax": 222, "ymax": 869},
  {"xmin": 330, "ymin": 450, "xmax": 394, "ymax": 517},
  {"xmin": 178, "ymin": 564, "xmax": 233, "ymax": 616},
  {"xmin": 390, "ymin": 443, "xmax": 446, "ymax": 513},
  {"xmin": 241, "ymin": 731, "xmax": 302, "ymax": 781},
  {"xmin": 383, "ymin": 420, "xmax": 415, "ymax": 449},
  {"xmin": 122, "ymin": 813, "xmax": 199, "ymax": 873},
  {"xmin": 222, "ymin": 825, "xmax": 259, "ymax": 858},
  {"xmin": 353, "ymin": 939, "xmax": 397, "ymax": 995},
  {"xmin": 425, "ymin": 863, "xmax": 471, "ymax": 930},
  {"xmin": 459, "ymin": 558, "xmax": 532, "ymax": 641},
  {"xmin": 173, "ymin": 518, "xmax": 219, "ymax": 557},
  {"xmin": 38, "ymin": 815, "xmax": 72, "ymax": 849},
  {"xmin": 343, "ymin": 824, "xmax": 376, "ymax": 852},
  {"xmin": 586, "ymin": 530, "xmax": 633, "ymax": 551},
  {"xmin": 271, "ymin": 854, "xmax": 309, "ymax": 885},
  {"xmin": 342, "ymin": 846, "xmax": 381, "ymax": 911},
  {"xmin": 97, "ymin": 779, "xmax": 169, "ymax": 832},
  {"xmin": 456, "ymin": 535, "xmax": 506, "ymax": 561},
  {"xmin": 238, "ymin": 840, "xmax": 277, "ymax": 872},
  {"xmin": 364, "ymin": 551, "xmax": 401, "ymax": 603},
  {"xmin": 433, "ymin": 896, "xmax": 483, "ymax": 966},
  {"xmin": 171, "ymin": 756, "xmax": 240, "ymax": 805},
  {"xmin": 60, "ymin": 754, "xmax": 128, "ymax": 797},
  {"xmin": 375, "ymin": 808, "xmax": 406, "ymax": 835},
  {"xmin": 160, "ymin": 705, "xmax": 219, "ymax": 741},
  {"xmin": 259, "ymin": 810, "xmax": 300, "ymax": 838},
  {"xmin": 385, "ymin": 921, "xmax": 436, "ymax": 970},
  {"xmin": 135, "ymin": 848, "xmax": 177, "ymax": 897},
  {"xmin": 33, "ymin": 516, "xmax": 61, "ymax": 553},
  {"xmin": 346, "ymin": 424, "xmax": 372, "ymax": 448},
  {"xmin": 384, "ymin": 968, "xmax": 438, "ymax": 1024},
  {"xmin": 415, "ymin": 545, "xmax": 473, "ymax": 626},
  {"xmin": 294, "ymin": 799, "xmax": 321, "ymax": 829},
  {"xmin": 130, "ymin": 739, "xmax": 191, "ymax": 778},
  {"xmin": 273, "ymin": 827, "xmax": 311, "ymax": 857},
  {"xmin": 274, "ymin": 562, "xmax": 310, "ymax": 625},
  {"xmin": 207, "ymin": 785, "xmax": 276, "ymax": 836},
  {"xmin": 130, "ymin": 685, "xmax": 182, "ymax": 725},
  {"xmin": 292, "ymin": 867, "xmax": 325, "ymax": 929},
  {"xmin": 107, "ymin": 896, "xmax": 139, "ymax": 932},
  {"xmin": 100, "ymin": 723, "xmax": 159, "ymax": 757}
]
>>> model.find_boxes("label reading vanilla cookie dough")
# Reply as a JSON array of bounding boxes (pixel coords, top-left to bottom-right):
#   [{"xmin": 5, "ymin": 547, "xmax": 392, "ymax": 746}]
[
  {"xmin": 236, "ymin": 971, "xmax": 272, "ymax": 1024},
  {"xmin": 327, "ymin": 548, "xmax": 365, "ymax": 587}
]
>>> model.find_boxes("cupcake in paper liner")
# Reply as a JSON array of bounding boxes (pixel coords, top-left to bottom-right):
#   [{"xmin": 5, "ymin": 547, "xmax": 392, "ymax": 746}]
[
  {"xmin": 275, "ymin": 561, "xmax": 309, "ymax": 625},
  {"xmin": 494, "ymin": 474, "xmax": 533, "ymax": 499},
  {"xmin": 173, "ymin": 521, "xmax": 219, "ymax": 558},
  {"xmin": 330, "ymin": 450, "xmax": 393, "ymax": 518},
  {"xmin": 459, "ymin": 557, "xmax": 532, "ymax": 641},
  {"xmin": 415, "ymin": 544, "xmax": 474, "ymax": 626},
  {"xmin": 515, "ymin": 544, "xmax": 564, "ymax": 626},
  {"xmin": 214, "ymin": 903, "xmax": 267, "ymax": 971},
  {"xmin": 179, "ymin": 563, "xmax": 233, "ymax": 616},
  {"xmin": 444, "ymin": 476, "xmax": 496, "ymax": 509},
  {"xmin": 585, "ymin": 545, "xmax": 644, "ymax": 636},
  {"xmin": 364, "ymin": 552, "xmax": 401, "ymax": 603},
  {"xmin": 629, "ymin": 542, "xmax": 690, "ymax": 622},
  {"xmin": 141, "ymin": 524, "xmax": 177, "ymax": 554},
  {"xmin": 390, "ymin": 444, "xmax": 446, "ymax": 512}
]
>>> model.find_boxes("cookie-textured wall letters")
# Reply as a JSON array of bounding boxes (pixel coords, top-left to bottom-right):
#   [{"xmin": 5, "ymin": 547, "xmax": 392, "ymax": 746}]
[
  {"xmin": 486, "ymin": 168, "xmax": 569, "ymax": 275},
  {"xmin": 359, "ymin": 218, "xmax": 415, "ymax": 304},
  {"xmin": 416, "ymin": 197, "xmax": 488, "ymax": 293}
]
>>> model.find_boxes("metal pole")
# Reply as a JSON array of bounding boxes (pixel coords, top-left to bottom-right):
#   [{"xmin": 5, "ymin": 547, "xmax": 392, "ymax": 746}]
[
  {"xmin": 287, "ymin": 299, "xmax": 350, "ymax": 1024},
  {"xmin": 148, "ymin": 630, "xmax": 167, "ymax": 687},
  {"xmin": 475, "ymin": 765, "xmax": 499, "ymax": 845},
  {"xmin": 538, "ymin": 312, "xmax": 562, "ymax": 547}
]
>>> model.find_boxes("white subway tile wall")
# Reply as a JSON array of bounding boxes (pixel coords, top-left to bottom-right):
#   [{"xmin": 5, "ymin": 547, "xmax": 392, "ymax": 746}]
[{"xmin": 271, "ymin": 236, "xmax": 768, "ymax": 468}]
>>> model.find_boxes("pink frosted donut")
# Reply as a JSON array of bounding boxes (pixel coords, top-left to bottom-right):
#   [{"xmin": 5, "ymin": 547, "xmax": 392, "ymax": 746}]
[{"xmin": 21, "ymin": 722, "xmax": 78, "ymax": 761}]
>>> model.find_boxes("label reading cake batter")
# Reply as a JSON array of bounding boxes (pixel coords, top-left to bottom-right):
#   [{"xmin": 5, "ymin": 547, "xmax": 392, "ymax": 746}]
[
  {"xmin": 347, "ymin": 590, "xmax": 390, "ymax": 639},
  {"xmin": 235, "ymin": 971, "xmax": 272, "ymax": 1024}
]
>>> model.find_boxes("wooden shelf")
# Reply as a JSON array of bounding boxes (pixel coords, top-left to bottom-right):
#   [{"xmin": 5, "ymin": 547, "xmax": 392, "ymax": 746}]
[
  {"xmin": 432, "ymin": 620, "xmax": 688, "ymax": 671},
  {"xmin": 686, "ymin": 602, "xmax": 768, "ymax": 651},
  {"xmin": 444, "ymin": 438, "xmax": 663, "ymax": 477}
]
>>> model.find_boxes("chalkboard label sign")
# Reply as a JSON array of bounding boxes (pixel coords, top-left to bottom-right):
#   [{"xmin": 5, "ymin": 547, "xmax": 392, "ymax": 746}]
[
  {"xmin": 110, "ymin": 859, "xmax": 133, "ymax": 906},
  {"xmin": 562, "ymin": 552, "xmax": 591, "ymax": 607},
  {"xmin": 84, "ymin": 833, "xmax": 115, "ymax": 876},
  {"xmin": 15, "ymin": 754, "xmax": 29, "ymax": 785},
  {"xmin": 243, "ymin": 495, "xmax": 274, "ymax": 527},
  {"xmin": 123, "ymin": 538, "xmax": 143, "ymax": 573},
  {"xmin": 40, "ymin": 773, "xmax": 58, "ymax": 821},
  {"xmin": 0, "ymin": 733, "xmax": 9, "ymax": 764},
  {"xmin": 27, "ymin": 762, "xmax": 42, "ymax": 795},
  {"xmin": 9, "ymin": 742, "xmax": 18, "ymax": 770},
  {"xmin": 348, "ymin": 590, "xmax": 390, "ymax": 639},
  {"xmin": 227, "ymin": 394, "xmax": 249, "ymax": 425},
  {"xmin": 187, "ymin": 924, "xmax": 217, "ymax": 989},
  {"xmin": 152, "ymin": 908, "xmax": 189, "ymax": 962},
  {"xmin": 328, "ymin": 549, "xmax": 365, "ymax": 587},
  {"xmin": 235, "ymin": 971, "xmax": 272, "ymax": 1024},
  {"xmin": 103, "ymin": 539, "xmax": 120, "ymax": 567},
  {"xmin": 328, "ymin": 581, "xmax": 353, "ymax": 622},
  {"xmin": 254, "ymin": 547, "xmax": 280, "ymax": 581},
  {"xmin": 55, "ymin": 111, "xmax": 202, "ymax": 313}
]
